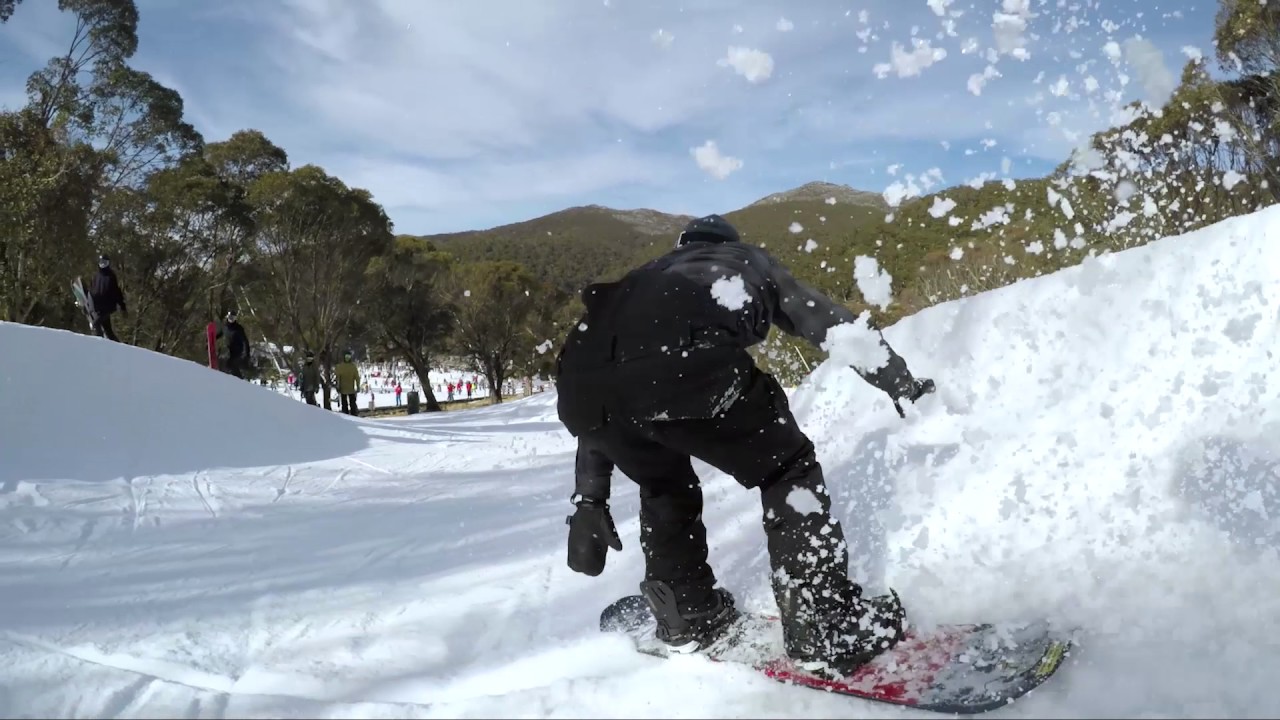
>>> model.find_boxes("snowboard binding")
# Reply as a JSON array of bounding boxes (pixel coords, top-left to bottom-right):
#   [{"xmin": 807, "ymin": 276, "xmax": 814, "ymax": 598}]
[{"xmin": 639, "ymin": 580, "xmax": 739, "ymax": 653}]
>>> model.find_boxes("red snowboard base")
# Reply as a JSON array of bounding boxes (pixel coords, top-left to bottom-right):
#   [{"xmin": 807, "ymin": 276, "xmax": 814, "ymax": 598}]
[{"xmin": 600, "ymin": 594, "xmax": 1073, "ymax": 715}]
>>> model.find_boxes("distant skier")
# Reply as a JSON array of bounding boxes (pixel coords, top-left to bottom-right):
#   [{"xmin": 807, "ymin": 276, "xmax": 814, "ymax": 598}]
[
  {"xmin": 216, "ymin": 310, "xmax": 251, "ymax": 379},
  {"xmin": 88, "ymin": 255, "xmax": 128, "ymax": 342},
  {"xmin": 300, "ymin": 350, "xmax": 320, "ymax": 406},
  {"xmin": 554, "ymin": 214, "xmax": 934, "ymax": 674},
  {"xmin": 335, "ymin": 350, "xmax": 361, "ymax": 416}
]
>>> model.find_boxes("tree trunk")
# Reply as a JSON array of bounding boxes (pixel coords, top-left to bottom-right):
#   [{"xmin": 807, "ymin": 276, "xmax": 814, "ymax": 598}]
[
  {"xmin": 406, "ymin": 355, "xmax": 442, "ymax": 411},
  {"xmin": 321, "ymin": 359, "xmax": 333, "ymax": 410},
  {"xmin": 484, "ymin": 360, "xmax": 504, "ymax": 405}
]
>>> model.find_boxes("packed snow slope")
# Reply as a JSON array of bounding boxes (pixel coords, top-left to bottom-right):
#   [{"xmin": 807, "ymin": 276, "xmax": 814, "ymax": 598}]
[
  {"xmin": 1, "ymin": 327, "xmax": 368, "ymax": 486},
  {"xmin": 4, "ymin": 205, "xmax": 1280, "ymax": 718}
]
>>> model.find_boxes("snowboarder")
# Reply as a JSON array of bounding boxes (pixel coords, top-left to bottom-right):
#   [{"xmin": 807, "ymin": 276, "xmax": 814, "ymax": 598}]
[
  {"xmin": 216, "ymin": 310, "xmax": 251, "ymax": 379},
  {"xmin": 335, "ymin": 350, "xmax": 361, "ymax": 416},
  {"xmin": 299, "ymin": 350, "xmax": 320, "ymax": 406},
  {"xmin": 88, "ymin": 255, "xmax": 128, "ymax": 342},
  {"xmin": 554, "ymin": 214, "xmax": 934, "ymax": 673}
]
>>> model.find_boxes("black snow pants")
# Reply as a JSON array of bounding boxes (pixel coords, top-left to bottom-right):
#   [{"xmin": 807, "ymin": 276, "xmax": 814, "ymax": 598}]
[
  {"xmin": 93, "ymin": 312, "xmax": 119, "ymax": 342},
  {"xmin": 340, "ymin": 393, "xmax": 358, "ymax": 416},
  {"xmin": 224, "ymin": 355, "xmax": 246, "ymax": 379},
  {"xmin": 578, "ymin": 358, "xmax": 858, "ymax": 618}
]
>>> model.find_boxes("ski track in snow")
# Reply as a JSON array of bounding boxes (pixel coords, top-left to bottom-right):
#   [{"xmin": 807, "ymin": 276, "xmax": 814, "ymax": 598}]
[{"xmin": 4, "ymin": 208, "xmax": 1280, "ymax": 717}]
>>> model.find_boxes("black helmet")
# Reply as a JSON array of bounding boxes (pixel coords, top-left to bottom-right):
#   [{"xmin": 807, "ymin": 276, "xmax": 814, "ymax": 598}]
[
  {"xmin": 226, "ymin": 309, "xmax": 238, "ymax": 322},
  {"xmin": 676, "ymin": 214, "xmax": 740, "ymax": 247},
  {"xmin": 98, "ymin": 255, "xmax": 110, "ymax": 269}
]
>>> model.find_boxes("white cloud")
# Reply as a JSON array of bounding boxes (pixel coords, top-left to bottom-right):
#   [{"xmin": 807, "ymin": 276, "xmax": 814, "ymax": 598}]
[
  {"xmin": 1124, "ymin": 37, "xmax": 1177, "ymax": 106},
  {"xmin": 993, "ymin": 0, "xmax": 1033, "ymax": 59},
  {"xmin": 967, "ymin": 65, "xmax": 1002, "ymax": 95},
  {"xmin": 718, "ymin": 46, "xmax": 775, "ymax": 83},
  {"xmin": 691, "ymin": 140, "xmax": 743, "ymax": 180},
  {"xmin": 0, "ymin": 0, "xmax": 1210, "ymax": 236},
  {"xmin": 873, "ymin": 39, "xmax": 947, "ymax": 78},
  {"xmin": 258, "ymin": 0, "xmax": 767, "ymax": 161},
  {"xmin": 332, "ymin": 145, "xmax": 684, "ymax": 213}
]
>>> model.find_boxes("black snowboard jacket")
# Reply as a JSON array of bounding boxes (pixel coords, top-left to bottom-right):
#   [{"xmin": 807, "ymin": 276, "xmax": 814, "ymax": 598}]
[
  {"xmin": 89, "ymin": 268, "xmax": 126, "ymax": 315},
  {"xmin": 217, "ymin": 321, "xmax": 250, "ymax": 360},
  {"xmin": 556, "ymin": 239, "xmax": 918, "ymax": 500}
]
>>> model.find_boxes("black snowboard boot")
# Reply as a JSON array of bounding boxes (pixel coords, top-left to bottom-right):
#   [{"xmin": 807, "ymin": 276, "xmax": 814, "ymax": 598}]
[
  {"xmin": 640, "ymin": 580, "xmax": 740, "ymax": 653},
  {"xmin": 772, "ymin": 574, "xmax": 906, "ymax": 674},
  {"xmin": 759, "ymin": 451, "xmax": 907, "ymax": 673}
]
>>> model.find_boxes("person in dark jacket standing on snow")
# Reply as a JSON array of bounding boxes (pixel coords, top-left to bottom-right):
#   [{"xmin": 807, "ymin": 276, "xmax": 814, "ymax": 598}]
[
  {"xmin": 554, "ymin": 214, "xmax": 934, "ymax": 676},
  {"xmin": 89, "ymin": 255, "xmax": 128, "ymax": 342},
  {"xmin": 216, "ymin": 310, "xmax": 251, "ymax": 379},
  {"xmin": 299, "ymin": 350, "xmax": 321, "ymax": 405}
]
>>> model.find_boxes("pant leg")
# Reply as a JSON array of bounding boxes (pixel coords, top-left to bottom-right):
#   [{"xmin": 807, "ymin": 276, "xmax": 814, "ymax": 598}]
[
  {"xmin": 649, "ymin": 364, "xmax": 859, "ymax": 611},
  {"xmin": 584, "ymin": 424, "xmax": 719, "ymax": 615},
  {"xmin": 98, "ymin": 313, "xmax": 119, "ymax": 342},
  {"xmin": 304, "ymin": 390, "xmax": 317, "ymax": 405}
]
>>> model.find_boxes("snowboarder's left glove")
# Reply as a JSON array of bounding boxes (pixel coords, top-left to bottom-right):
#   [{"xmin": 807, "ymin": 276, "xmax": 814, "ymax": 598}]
[
  {"xmin": 891, "ymin": 377, "xmax": 935, "ymax": 418},
  {"xmin": 566, "ymin": 496, "xmax": 622, "ymax": 576}
]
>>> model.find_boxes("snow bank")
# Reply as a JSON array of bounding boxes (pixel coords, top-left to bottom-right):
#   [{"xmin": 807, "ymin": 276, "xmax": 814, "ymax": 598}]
[
  {"xmin": 783, "ymin": 204, "xmax": 1280, "ymax": 716},
  {"xmin": 0, "ymin": 323, "xmax": 367, "ymax": 486}
]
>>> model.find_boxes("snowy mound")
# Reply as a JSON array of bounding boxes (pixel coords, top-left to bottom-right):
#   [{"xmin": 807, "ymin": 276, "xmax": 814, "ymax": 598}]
[
  {"xmin": 3, "ymin": 207, "xmax": 1280, "ymax": 718},
  {"xmin": 0, "ymin": 323, "xmax": 367, "ymax": 486},
  {"xmin": 787, "ymin": 204, "xmax": 1280, "ymax": 714}
]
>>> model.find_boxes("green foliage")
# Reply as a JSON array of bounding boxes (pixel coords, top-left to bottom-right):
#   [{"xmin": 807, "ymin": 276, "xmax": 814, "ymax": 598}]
[
  {"xmin": 205, "ymin": 129, "xmax": 288, "ymax": 187},
  {"xmin": 363, "ymin": 235, "xmax": 455, "ymax": 410},
  {"xmin": 429, "ymin": 205, "xmax": 682, "ymax": 295},
  {"xmin": 89, "ymin": 64, "xmax": 203, "ymax": 190},
  {"xmin": 248, "ymin": 165, "xmax": 394, "ymax": 367},
  {"xmin": 445, "ymin": 260, "xmax": 555, "ymax": 402},
  {"xmin": 0, "ymin": 0, "xmax": 22, "ymax": 23},
  {"xmin": 1215, "ymin": 0, "xmax": 1280, "ymax": 74},
  {"xmin": 26, "ymin": 0, "xmax": 140, "ymax": 128},
  {"xmin": 93, "ymin": 155, "xmax": 254, "ymax": 357},
  {"xmin": 0, "ymin": 107, "xmax": 102, "ymax": 323}
]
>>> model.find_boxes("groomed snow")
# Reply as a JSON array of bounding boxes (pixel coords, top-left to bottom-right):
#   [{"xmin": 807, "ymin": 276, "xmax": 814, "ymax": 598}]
[{"xmin": 4, "ymin": 205, "xmax": 1280, "ymax": 717}]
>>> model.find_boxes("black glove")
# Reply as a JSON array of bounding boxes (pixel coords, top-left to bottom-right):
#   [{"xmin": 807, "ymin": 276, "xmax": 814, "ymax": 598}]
[
  {"xmin": 892, "ymin": 377, "xmax": 935, "ymax": 418},
  {"xmin": 566, "ymin": 497, "xmax": 622, "ymax": 576}
]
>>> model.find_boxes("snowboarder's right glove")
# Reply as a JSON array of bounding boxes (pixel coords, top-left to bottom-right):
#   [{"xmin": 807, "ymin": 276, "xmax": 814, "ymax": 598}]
[{"xmin": 566, "ymin": 496, "xmax": 622, "ymax": 576}]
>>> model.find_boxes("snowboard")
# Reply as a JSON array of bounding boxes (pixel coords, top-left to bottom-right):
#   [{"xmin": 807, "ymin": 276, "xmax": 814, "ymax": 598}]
[
  {"xmin": 600, "ymin": 594, "xmax": 1073, "ymax": 715},
  {"xmin": 70, "ymin": 277, "xmax": 96, "ymax": 332},
  {"xmin": 206, "ymin": 322, "xmax": 218, "ymax": 370}
]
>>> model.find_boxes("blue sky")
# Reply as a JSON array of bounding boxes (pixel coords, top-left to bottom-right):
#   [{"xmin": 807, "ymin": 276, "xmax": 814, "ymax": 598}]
[{"xmin": 1, "ymin": 0, "xmax": 1216, "ymax": 235}]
